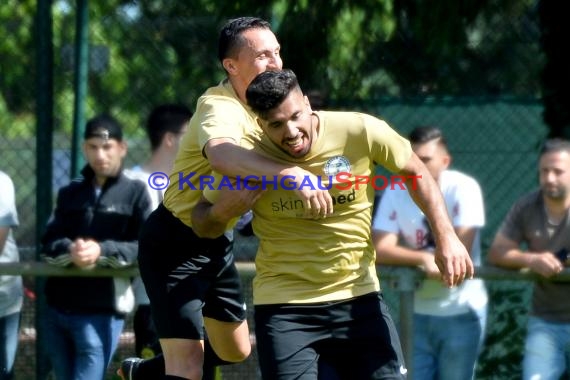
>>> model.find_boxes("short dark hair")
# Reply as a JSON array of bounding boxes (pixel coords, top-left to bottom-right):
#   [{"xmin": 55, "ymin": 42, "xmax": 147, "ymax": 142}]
[
  {"xmin": 84, "ymin": 114, "xmax": 123, "ymax": 142},
  {"xmin": 539, "ymin": 138, "xmax": 570, "ymax": 157},
  {"xmin": 409, "ymin": 126, "xmax": 448, "ymax": 150},
  {"xmin": 145, "ymin": 104, "xmax": 192, "ymax": 152},
  {"xmin": 218, "ymin": 17, "xmax": 272, "ymax": 65},
  {"xmin": 246, "ymin": 69, "xmax": 300, "ymax": 119}
]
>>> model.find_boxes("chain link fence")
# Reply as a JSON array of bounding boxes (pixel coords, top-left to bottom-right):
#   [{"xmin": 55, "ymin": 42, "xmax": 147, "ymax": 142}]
[{"xmin": 1, "ymin": 1, "xmax": 551, "ymax": 379}]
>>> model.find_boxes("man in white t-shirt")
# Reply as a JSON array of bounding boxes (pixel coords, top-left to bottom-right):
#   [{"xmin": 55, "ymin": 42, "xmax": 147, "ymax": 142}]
[{"xmin": 372, "ymin": 126, "xmax": 487, "ymax": 380}]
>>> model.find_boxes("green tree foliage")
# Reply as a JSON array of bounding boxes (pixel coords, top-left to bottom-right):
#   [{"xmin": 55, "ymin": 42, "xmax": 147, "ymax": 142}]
[
  {"xmin": 0, "ymin": 0, "xmax": 36, "ymax": 113},
  {"xmin": 0, "ymin": 0, "xmax": 546, "ymax": 131},
  {"xmin": 0, "ymin": 2, "xmax": 561, "ymax": 377},
  {"xmin": 0, "ymin": 0, "xmax": 38, "ymax": 138},
  {"xmin": 48, "ymin": 0, "xmax": 279, "ymax": 135},
  {"xmin": 271, "ymin": 0, "xmax": 543, "ymax": 101}
]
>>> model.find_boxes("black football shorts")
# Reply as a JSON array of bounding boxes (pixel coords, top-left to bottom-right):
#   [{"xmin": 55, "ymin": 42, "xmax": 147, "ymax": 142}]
[{"xmin": 138, "ymin": 203, "xmax": 247, "ymax": 340}]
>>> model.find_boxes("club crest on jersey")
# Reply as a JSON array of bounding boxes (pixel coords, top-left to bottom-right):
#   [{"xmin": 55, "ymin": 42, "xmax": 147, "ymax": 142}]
[{"xmin": 323, "ymin": 156, "xmax": 351, "ymax": 176}]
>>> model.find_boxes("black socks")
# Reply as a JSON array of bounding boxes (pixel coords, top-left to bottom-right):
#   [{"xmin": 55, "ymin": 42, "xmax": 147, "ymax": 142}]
[
  {"xmin": 133, "ymin": 354, "xmax": 165, "ymax": 379},
  {"xmin": 132, "ymin": 340, "xmax": 230, "ymax": 379}
]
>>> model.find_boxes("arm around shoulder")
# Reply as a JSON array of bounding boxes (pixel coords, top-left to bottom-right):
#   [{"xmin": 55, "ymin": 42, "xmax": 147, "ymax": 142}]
[
  {"xmin": 192, "ymin": 184, "xmax": 264, "ymax": 239},
  {"xmin": 205, "ymin": 138, "xmax": 304, "ymax": 181},
  {"xmin": 191, "ymin": 195, "xmax": 233, "ymax": 239}
]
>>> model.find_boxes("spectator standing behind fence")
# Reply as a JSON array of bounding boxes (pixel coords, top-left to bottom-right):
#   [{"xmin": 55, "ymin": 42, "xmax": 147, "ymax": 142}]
[
  {"xmin": 372, "ymin": 126, "xmax": 488, "ymax": 380},
  {"xmin": 124, "ymin": 104, "xmax": 192, "ymax": 360},
  {"xmin": 488, "ymin": 138, "xmax": 570, "ymax": 380},
  {"xmin": 192, "ymin": 69, "xmax": 475, "ymax": 379},
  {"xmin": 41, "ymin": 114, "xmax": 152, "ymax": 380},
  {"xmin": 0, "ymin": 171, "xmax": 23, "ymax": 380}
]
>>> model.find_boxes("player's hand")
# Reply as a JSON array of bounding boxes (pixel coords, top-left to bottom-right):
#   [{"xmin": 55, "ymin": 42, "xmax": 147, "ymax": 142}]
[
  {"xmin": 433, "ymin": 235, "xmax": 474, "ymax": 287},
  {"xmin": 282, "ymin": 167, "xmax": 333, "ymax": 219}
]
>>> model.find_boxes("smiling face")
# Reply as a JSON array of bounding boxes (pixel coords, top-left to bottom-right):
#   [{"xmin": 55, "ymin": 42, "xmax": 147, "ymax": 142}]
[
  {"xmin": 258, "ymin": 87, "xmax": 315, "ymax": 158},
  {"xmin": 223, "ymin": 28, "xmax": 283, "ymax": 100}
]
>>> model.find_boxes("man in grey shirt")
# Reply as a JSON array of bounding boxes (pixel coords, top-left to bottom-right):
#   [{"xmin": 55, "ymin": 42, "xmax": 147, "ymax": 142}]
[{"xmin": 489, "ymin": 138, "xmax": 570, "ymax": 380}]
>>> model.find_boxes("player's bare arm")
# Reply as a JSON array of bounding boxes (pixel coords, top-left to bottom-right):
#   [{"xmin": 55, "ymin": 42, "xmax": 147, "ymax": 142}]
[
  {"xmin": 192, "ymin": 184, "xmax": 264, "ymax": 239},
  {"xmin": 205, "ymin": 139, "xmax": 333, "ymax": 218},
  {"xmin": 399, "ymin": 152, "xmax": 474, "ymax": 287}
]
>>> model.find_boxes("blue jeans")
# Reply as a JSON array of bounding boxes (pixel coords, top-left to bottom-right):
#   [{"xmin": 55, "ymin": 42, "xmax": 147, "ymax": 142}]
[
  {"xmin": 0, "ymin": 312, "xmax": 20, "ymax": 380},
  {"xmin": 413, "ymin": 308, "xmax": 486, "ymax": 380},
  {"xmin": 523, "ymin": 316, "xmax": 570, "ymax": 380},
  {"xmin": 45, "ymin": 306, "xmax": 125, "ymax": 380}
]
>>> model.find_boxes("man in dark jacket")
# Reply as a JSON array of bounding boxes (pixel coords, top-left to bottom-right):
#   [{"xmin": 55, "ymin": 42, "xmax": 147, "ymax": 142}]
[{"xmin": 42, "ymin": 114, "xmax": 152, "ymax": 380}]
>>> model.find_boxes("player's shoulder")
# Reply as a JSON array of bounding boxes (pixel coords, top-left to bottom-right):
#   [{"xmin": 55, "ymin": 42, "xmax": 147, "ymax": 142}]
[
  {"xmin": 318, "ymin": 111, "xmax": 392, "ymax": 140},
  {"xmin": 321, "ymin": 110, "xmax": 386, "ymax": 126},
  {"xmin": 198, "ymin": 81, "xmax": 243, "ymax": 108},
  {"xmin": 195, "ymin": 86, "xmax": 251, "ymax": 126}
]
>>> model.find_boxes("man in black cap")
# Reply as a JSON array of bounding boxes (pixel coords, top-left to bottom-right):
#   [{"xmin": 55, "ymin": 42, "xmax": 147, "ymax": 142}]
[{"xmin": 41, "ymin": 113, "xmax": 152, "ymax": 380}]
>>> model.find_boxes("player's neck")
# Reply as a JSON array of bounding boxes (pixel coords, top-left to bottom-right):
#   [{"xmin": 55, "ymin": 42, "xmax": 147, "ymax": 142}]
[{"xmin": 228, "ymin": 76, "xmax": 248, "ymax": 105}]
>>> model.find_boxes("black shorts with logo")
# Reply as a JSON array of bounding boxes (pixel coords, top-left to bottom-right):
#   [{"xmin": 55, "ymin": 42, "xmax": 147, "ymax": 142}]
[
  {"xmin": 138, "ymin": 203, "xmax": 246, "ymax": 340},
  {"xmin": 254, "ymin": 292, "xmax": 406, "ymax": 380}
]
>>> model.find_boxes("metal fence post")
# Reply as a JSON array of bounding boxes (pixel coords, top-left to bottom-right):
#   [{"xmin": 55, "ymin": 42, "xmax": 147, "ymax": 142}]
[
  {"xmin": 383, "ymin": 266, "xmax": 422, "ymax": 379},
  {"xmin": 35, "ymin": 0, "xmax": 54, "ymax": 378},
  {"xmin": 71, "ymin": 0, "xmax": 89, "ymax": 178}
]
